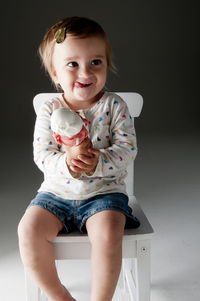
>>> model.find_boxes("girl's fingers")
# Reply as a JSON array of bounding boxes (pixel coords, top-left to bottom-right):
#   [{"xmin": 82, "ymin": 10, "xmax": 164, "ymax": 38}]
[
  {"xmin": 71, "ymin": 159, "xmax": 90, "ymax": 170},
  {"xmin": 69, "ymin": 148, "xmax": 99, "ymax": 173},
  {"xmin": 88, "ymin": 148, "xmax": 100, "ymax": 156},
  {"xmin": 77, "ymin": 155, "xmax": 94, "ymax": 165},
  {"xmin": 70, "ymin": 164, "xmax": 84, "ymax": 172},
  {"xmin": 69, "ymin": 163, "xmax": 80, "ymax": 171}
]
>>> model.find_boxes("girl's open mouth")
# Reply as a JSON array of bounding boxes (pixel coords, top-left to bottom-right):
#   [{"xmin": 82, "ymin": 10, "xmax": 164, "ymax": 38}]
[{"xmin": 75, "ymin": 82, "xmax": 93, "ymax": 88}]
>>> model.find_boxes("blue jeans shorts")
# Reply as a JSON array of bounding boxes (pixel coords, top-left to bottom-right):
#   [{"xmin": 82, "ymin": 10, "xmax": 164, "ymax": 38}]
[{"xmin": 29, "ymin": 191, "xmax": 140, "ymax": 233}]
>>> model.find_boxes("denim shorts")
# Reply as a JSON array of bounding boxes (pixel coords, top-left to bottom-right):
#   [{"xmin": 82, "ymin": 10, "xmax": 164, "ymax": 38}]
[{"xmin": 29, "ymin": 191, "xmax": 140, "ymax": 233}]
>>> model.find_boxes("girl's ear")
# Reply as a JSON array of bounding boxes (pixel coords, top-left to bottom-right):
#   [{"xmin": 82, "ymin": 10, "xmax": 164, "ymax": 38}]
[{"xmin": 51, "ymin": 67, "xmax": 59, "ymax": 83}]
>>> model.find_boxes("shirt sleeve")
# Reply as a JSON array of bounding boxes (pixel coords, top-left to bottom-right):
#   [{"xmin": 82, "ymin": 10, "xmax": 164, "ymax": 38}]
[
  {"xmin": 33, "ymin": 101, "xmax": 78, "ymax": 179},
  {"xmin": 87, "ymin": 98, "xmax": 137, "ymax": 178}
]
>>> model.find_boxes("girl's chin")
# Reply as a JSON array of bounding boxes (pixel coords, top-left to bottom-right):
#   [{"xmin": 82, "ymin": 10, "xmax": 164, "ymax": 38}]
[
  {"xmin": 74, "ymin": 89, "xmax": 97, "ymax": 100},
  {"xmin": 64, "ymin": 87, "xmax": 103, "ymax": 102}
]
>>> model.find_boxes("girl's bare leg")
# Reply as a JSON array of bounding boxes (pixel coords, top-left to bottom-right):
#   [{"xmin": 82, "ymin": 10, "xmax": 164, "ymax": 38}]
[
  {"xmin": 18, "ymin": 206, "xmax": 76, "ymax": 301},
  {"xmin": 86, "ymin": 210, "xmax": 126, "ymax": 301}
]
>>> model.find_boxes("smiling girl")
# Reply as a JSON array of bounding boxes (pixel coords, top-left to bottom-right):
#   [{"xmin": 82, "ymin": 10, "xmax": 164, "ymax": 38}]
[{"xmin": 18, "ymin": 16, "xmax": 140, "ymax": 301}]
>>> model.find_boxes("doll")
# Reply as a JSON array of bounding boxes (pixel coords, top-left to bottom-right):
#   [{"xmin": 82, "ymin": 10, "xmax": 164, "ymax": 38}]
[{"xmin": 51, "ymin": 107, "xmax": 89, "ymax": 147}]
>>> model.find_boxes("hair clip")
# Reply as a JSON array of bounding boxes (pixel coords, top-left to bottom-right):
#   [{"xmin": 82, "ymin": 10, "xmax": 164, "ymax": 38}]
[{"xmin": 54, "ymin": 27, "xmax": 67, "ymax": 43}]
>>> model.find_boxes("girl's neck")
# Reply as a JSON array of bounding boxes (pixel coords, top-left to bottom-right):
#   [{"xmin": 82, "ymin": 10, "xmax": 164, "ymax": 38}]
[{"xmin": 62, "ymin": 91, "xmax": 104, "ymax": 111}]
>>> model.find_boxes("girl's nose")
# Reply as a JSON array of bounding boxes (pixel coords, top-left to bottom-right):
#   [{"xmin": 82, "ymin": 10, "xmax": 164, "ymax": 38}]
[{"xmin": 79, "ymin": 64, "xmax": 92, "ymax": 78}]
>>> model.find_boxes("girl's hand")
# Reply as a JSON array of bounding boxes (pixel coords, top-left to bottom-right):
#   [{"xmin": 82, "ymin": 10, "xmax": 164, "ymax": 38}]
[
  {"xmin": 64, "ymin": 137, "xmax": 99, "ymax": 175},
  {"xmin": 64, "ymin": 137, "xmax": 92, "ymax": 162},
  {"xmin": 70, "ymin": 148, "xmax": 100, "ymax": 175}
]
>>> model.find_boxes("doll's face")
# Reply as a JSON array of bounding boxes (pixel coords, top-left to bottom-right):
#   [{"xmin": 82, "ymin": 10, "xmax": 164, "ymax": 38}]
[
  {"xmin": 51, "ymin": 108, "xmax": 83, "ymax": 137},
  {"xmin": 51, "ymin": 36, "xmax": 107, "ymax": 109}
]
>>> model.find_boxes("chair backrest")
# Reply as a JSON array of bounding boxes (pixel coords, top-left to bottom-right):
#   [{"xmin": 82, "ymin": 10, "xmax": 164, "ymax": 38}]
[{"xmin": 33, "ymin": 92, "xmax": 143, "ymax": 196}]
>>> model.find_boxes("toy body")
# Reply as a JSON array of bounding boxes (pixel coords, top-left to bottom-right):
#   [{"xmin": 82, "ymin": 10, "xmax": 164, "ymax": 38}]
[{"xmin": 51, "ymin": 108, "xmax": 89, "ymax": 146}]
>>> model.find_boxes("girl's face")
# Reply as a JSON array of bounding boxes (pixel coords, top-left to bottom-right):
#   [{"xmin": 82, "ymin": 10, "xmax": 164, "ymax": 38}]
[{"xmin": 52, "ymin": 36, "xmax": 108, "ymax": 110}]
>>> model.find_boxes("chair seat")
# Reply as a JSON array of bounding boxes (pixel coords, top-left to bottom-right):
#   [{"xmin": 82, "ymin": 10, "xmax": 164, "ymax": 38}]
[{"xmin": 53, "ymin": 197, "xmax": 154, "ymax": 260}]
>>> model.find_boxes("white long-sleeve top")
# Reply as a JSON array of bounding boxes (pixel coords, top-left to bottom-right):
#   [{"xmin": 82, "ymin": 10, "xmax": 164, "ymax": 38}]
[{"xmin": 33, "ymin": 91, "xmax": 137, "ymax": 200}]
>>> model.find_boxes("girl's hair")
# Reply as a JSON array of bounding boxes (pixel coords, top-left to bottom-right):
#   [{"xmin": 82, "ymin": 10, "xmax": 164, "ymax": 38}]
[{"xmin": 38, "ymin": 16, "xmax": 115, "ymax": 83}]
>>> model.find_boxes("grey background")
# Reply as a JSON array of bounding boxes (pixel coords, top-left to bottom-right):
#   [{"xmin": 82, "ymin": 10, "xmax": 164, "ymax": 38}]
[
  {"xmin": 1, "ymin": 0, "xmax": 199, "ymax": 140},
  {"xmin": 0, "ymin": 1, "xmax": 199, "ymax": 300}
]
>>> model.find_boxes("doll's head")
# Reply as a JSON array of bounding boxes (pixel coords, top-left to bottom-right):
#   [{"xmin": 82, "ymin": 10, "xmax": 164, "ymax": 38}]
[
  {"xmin": 38, "ymin": 16, "xmax": 115, "ymax": 89},
  {"xmin": 51, "ymin": 107, "xmax": 84, "ymax": 137},
  {"xmin": 51, "ymin": 108, "xmax": 88, "ymax": 146}
]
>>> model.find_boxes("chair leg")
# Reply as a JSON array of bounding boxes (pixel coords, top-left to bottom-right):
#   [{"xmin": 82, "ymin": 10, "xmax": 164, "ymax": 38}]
[
  {"xmin": 123, "ymin": 258, "xmax": 137, "ymax": 301},
  {"xmin": 135, "ymin": 240, "xmax": 151, "ymax": 301},
  {"xmin": 118, "ymin": 266, "xmax": 125, "ymax": 290}
]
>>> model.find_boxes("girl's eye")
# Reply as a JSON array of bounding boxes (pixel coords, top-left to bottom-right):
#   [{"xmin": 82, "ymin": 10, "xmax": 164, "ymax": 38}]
[
  {"xmin": 91, "ymin": 59, "xmax": 102, "ymax": 66},
  {"xmin": 67, "ymin": 62, "xmax": 78, "ymax": 67}
]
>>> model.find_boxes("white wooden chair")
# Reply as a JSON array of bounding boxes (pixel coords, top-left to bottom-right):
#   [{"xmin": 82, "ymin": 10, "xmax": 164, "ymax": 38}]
[{"xmin": 25, "ymin": 92, "xmax": 154, "ymax": 301}]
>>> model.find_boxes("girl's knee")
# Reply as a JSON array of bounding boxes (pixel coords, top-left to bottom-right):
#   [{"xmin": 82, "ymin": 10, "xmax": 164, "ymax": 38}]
[
  {"xmin": 18, "ymin": 212, "xmax": 38, "ymax": 247},
  {"xmin": 18, "ymin": 206, "xmax": 63, "ymax": 244},
  {"xmin": 18, "ymin": 217, "xmax": 47, "ymax": 270},
  {"xmin": 102, "ymin": 232, "xmax": 123, "ymax": 254},
  {"xmin": 92, "ymin": 229, "xmax": 123, "ymax": 257},
  {"xmin": 87, "ymin": 211, "xmax": 125, "ymax": 252}
]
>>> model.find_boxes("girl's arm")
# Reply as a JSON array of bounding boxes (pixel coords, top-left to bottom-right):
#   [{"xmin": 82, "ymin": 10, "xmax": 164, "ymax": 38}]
[
  {"xmin": 93, "ymin": 102, "xmax": 137, "ymax": 177},
  {"xmin": 75, "ymin": 99, "xmax": 138, "ymax": 177},
  {"xmin": 33, "ymin": 101, "xmax": 80, "ymax": 179}
]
